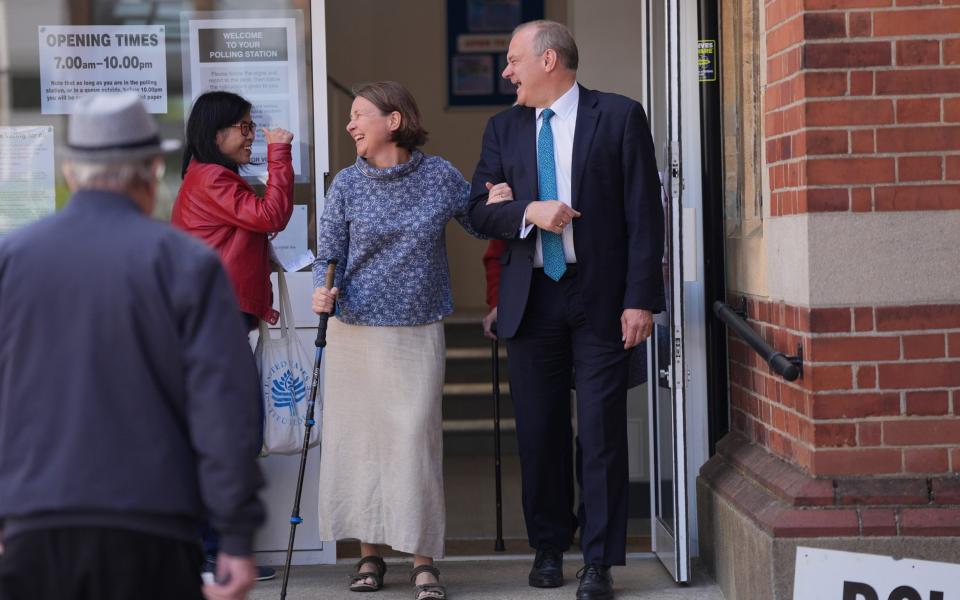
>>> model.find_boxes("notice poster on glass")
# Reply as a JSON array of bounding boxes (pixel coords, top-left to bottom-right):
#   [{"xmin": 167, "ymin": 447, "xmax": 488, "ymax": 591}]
[
  {"xmin": 37, "ymin": 26, "xmax": 167, "ymax": 114},
  {"xmin": 0, "ymin": 127, "xmax": 55, "ymax": 237},
  {"xmin": 182, "ymin": 11, "xmax": 309, "ymax": 182},
  {"xmin": 270, "ymin": 205, "xmax": 314, "ymax": 272},
  {"xmin": 446, "ymin": 0, "xmax": 543, "ymax": 106}
]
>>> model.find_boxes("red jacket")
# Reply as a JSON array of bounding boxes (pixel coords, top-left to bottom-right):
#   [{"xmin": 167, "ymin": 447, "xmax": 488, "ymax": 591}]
[
  {"xmin": 483, "ymin": 239, "xmax": 507, "ymax": 309},
  {"xmin": 171, "ymin": 143, "xmax": 294, "ymax": 324}
]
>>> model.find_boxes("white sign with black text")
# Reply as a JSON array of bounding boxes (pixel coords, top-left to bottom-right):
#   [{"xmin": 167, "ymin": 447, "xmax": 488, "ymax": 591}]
[
  {"xmin": 38, "ymin": 25, "xmax": 167, "ymax": 114},
  {"xmin": 794, "ymin": 546, "xmax": 959, "ymax": 600},
  {"xmin": 270, "ymin": 205, "xmax": 314, "ymax": 273},
  {"xmin": 183, "ymin": 13, "xmax": 307, "ymax": 181},
  {"xmin": 0, "ymin": 127, "xmax": 56, "ymax": 236}
]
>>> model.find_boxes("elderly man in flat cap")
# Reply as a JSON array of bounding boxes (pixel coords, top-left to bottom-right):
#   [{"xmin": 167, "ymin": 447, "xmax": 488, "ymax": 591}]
[{"xmin": 0, "ymin": 93, "xmax": 264, "ymax": 600}]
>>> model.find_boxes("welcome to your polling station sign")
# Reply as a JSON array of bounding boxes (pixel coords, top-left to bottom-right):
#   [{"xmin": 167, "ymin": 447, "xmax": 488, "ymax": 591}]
[{"xmin": 182, "ymin": 11, "xmax": 310, "ymax": 183}]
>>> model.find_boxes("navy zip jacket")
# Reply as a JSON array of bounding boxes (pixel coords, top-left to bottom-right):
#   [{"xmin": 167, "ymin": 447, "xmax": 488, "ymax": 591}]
[{"xmin": 0, "ymin": 190, "xmax": 265, "ymax": 555}]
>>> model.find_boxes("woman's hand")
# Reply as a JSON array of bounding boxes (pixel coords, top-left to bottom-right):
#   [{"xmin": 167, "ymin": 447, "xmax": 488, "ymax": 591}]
[
  {"xmin": 262, "ymin": 127, "xmax": 294, "ymax": 145},
  {"xmin": 485, "ymin": 181, "xmax": 514, "ymax": 204},
  {"xmin": 312, "ymin": 286, "xmax": 338, "ymax": 315}
]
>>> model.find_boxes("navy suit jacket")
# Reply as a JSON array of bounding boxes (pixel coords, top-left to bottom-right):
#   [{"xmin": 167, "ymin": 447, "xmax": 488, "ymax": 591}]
[{"xmin": 468, "ymin": 85, "xmax": 666, "ymax": 341}]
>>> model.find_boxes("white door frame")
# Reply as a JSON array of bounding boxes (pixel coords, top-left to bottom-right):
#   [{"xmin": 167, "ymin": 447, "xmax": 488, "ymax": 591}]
[
  {"xmin": 253, "ymin": 0, "xmax": 336, "ymax": 566},
  {"xmin": 643, "ymin": 0, "xmax": 709, "ymax": 583}
]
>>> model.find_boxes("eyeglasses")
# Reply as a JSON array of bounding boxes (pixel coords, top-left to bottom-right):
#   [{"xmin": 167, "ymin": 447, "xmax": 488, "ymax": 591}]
[{"xmin": 230, "ymin": 121, "xmax": 258, "ymax": 136}]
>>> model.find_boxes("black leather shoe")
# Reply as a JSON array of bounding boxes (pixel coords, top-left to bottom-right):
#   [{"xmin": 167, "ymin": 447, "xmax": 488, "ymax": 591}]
[
  {"xmin": 528, "ymin": 547, "xmax": 564, "ymax": 588},
  {"xmin": 576, "ymin": 565, "xmax": 613, "ymax": 600}
]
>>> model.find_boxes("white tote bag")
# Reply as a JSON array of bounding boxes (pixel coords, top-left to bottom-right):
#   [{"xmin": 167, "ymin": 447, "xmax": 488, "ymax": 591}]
[{"xmin": 256, "ymin": 271, "xmax": 321, "ymax": 455}]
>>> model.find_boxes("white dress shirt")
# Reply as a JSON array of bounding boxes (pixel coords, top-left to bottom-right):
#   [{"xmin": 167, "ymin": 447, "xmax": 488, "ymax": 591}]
[{"xmin": 521, "ymin": 82, "xmax": 579, "ymax": 266}]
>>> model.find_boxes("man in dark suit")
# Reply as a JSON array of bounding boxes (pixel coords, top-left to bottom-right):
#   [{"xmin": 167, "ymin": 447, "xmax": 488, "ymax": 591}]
[{"xmin": 468, "ymin": 20, "xmax": 665, "ymax": 600}]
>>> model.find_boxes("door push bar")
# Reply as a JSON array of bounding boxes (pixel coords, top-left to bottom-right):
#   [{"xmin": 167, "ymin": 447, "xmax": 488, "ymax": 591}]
[{"xmin": 713, "ymin": 300, "xmax": 803, "ymax": 382}]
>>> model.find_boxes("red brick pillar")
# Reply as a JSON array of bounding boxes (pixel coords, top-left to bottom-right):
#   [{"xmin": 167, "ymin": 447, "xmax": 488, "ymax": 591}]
[{"xmin": 699, "ymin": 2, "xmax": 960, "ymax": 598}]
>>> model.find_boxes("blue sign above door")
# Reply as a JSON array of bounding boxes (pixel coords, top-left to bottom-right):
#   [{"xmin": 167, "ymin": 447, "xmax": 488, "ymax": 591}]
[{"xmin": 446, "ymin": 0, "xmax": 544, "ymax": 107}]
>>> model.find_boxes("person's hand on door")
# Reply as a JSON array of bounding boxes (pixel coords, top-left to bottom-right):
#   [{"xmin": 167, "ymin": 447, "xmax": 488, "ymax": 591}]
[{"xmin": 621, "ymin": 308, "xmax": 653, "ymax": 349}]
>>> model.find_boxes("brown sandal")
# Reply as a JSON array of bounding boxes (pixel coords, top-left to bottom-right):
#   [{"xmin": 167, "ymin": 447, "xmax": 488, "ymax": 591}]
[
  {"xmin": 350, "ymin": 555, "xmax": 387, "ymax": 592},
  {"xmin": 409, "ymin": 564, "xmax": 447, "ymax": 600}
]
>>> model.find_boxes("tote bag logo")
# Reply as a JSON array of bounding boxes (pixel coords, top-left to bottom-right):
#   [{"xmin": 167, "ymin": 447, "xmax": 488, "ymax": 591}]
[
  {"xmin": 271, "ymin": 369, "xmax": 306, "ymax": 417},
  {"xmin": 264, "ymin": 360, "xmax": 311, "ymax": 425}
]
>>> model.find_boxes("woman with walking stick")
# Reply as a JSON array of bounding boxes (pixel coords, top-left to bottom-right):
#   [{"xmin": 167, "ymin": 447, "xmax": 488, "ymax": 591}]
[{"xmin": 311, "ymin": 81, "xmax": 484, "ymax": 600}]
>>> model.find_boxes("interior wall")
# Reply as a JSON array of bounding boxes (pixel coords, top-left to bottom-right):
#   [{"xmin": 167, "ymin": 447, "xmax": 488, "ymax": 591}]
[
  {"xmin": 325, "ymin": 0, "xmax": 566, "ymax": 313},
  {"xmin": 568, "ymin": 0, "xmax": 644, "ymax": 102}
]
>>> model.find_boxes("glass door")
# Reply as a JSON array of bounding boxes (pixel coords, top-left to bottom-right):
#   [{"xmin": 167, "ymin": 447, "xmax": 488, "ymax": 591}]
[{"xmin": 644, "ymin": 0, "xmax": 690, "ymax": 584}]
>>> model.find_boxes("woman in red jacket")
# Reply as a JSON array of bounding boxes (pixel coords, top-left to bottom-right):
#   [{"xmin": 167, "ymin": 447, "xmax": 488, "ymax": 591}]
[
  {"xmin": 172, "ymin": 91, "xmax": 294, "ymax": 330},
  {"xmin": 171, "ymin": 91, "xmax": 293, "ymax": 582}
]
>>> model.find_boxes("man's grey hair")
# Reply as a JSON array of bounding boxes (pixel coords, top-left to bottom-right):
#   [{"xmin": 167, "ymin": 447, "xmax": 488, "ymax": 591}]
[
  {"xmin": 514, "ymin": 20, "xmax": 579, "ymax": 71},
  {"xmin": 64, "ymin": 158, "xmax": 156, "ymax": 193}
]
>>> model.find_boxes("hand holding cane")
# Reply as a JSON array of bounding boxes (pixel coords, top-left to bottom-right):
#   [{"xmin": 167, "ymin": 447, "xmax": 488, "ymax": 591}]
[{"xmin": 280, "ymin": 259, "xmax": 337, "ymax": 600}]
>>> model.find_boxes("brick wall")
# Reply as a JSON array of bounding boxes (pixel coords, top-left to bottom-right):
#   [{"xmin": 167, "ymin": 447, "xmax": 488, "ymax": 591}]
[
  {"xmin": 764, "ymin": 0, "xmax": 960, "ymax": 216},
  {"xmin": 729, "ymin": 298, "xmax": 960, "ymax": 477},
  {"xmin": 701, "ymin": 434, "xmax": 960, "ymax": 538}
]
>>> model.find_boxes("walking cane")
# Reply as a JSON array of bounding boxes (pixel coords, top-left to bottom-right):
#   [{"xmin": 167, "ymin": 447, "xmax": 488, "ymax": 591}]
[
  {"xmin": 279, "ymin": 259, "xmax": 337, "ymax": 600},
  {"xmin": 491, "ymin": 321, "xmax": 505, "ymax": 552}
]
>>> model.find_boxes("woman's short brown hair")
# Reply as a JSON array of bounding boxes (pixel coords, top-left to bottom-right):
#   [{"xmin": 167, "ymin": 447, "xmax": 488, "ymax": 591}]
[{"xmin": 353, "ymin": 81, "xmax": 429, "ymax": 151}]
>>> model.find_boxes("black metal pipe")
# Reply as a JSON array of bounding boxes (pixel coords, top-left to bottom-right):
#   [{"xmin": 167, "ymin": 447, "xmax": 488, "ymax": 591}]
[
  {"xmin": 280, "ymin": 259, "xmax": 337, "ymax": 599},
  {"xmin": 713, "ymin": 300, "xmax": 802, "ymax": 382},
  {"xmin": 491, "ymin": 323, "xmax": 505, "ymax": 552}
]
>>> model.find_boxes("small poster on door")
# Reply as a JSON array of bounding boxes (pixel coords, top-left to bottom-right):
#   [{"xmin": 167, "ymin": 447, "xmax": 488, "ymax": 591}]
[
  {"xmin": 38, "ymin": 25, "xmax": 168, "ymax": 114},
  {"xmin": 0, "ymin": 127, "xmax": 56, "ymax": 237},
  {"xmin": 182, "ymin": 11, "xmax": 309, "ymax": 182},
  {"xmin": 697, "ymin": 40, "xmax": 717, "ymax": 83}
]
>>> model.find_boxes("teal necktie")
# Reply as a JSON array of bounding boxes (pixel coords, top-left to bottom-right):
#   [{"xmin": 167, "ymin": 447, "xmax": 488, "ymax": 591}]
[{"xmin": 537, "ymin": 108, "xmax": 567, "ymax": 281}]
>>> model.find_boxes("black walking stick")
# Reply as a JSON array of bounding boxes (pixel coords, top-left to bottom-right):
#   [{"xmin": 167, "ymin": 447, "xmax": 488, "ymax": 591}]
[
  {"xmin": 280, "ymin": 259, "xmax": 337, "ymax": 600},
  {"xmin": 491, "ymin": 322, "xmax": 505, "ymax": 552}
]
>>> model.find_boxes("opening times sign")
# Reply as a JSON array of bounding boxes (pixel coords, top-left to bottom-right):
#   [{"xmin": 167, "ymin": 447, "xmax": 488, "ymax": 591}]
[{"xmin": 38, "ymin": 25, "xmax": 167, "ymax": 114}]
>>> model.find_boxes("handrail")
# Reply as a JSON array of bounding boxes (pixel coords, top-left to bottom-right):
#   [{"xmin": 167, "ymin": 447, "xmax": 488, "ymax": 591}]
[
  {"xmin": 327, "ymin": 76, "xmax": 353, "ymax": 99},
  {"xmin": 713, "ymin": 300, "xmax": 803, "ymax": 382}
]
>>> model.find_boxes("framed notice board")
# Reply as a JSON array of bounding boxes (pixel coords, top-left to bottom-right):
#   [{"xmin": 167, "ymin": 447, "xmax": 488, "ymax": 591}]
[{"xmin": 446, "ymin": 0, "xmax": 544, "ymax": 107}]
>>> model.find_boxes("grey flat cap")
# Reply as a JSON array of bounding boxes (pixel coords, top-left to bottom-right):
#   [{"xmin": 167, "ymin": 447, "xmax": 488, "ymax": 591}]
[{"xmin": 63, "ymin": 92, "xmax": 180, "ymax": 161}]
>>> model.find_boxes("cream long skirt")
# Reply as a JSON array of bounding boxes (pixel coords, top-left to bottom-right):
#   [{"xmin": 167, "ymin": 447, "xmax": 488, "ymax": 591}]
[{"xmin": 317, "ymin": 318, "xmax": 446, "ymax": 558}]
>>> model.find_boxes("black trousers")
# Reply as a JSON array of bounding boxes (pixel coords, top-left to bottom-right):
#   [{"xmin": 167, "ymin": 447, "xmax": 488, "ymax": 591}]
[
  {"xmin": 506, "ymin": 268, "xmax": 630, "ymax": 566},
  {"xmin": 0, "ymin": 527, "xmax": 204, "ymax": 600}
]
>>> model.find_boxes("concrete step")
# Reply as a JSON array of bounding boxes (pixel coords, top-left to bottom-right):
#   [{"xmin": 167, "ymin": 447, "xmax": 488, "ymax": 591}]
[
  {"xmin": 442, "ymin": 320, "xmax": 513, "ymax": 455},
  {"xmin": 443, "ymin": 382, "xmax": 509, "ymax": 396},
  {"xmin": 443, "ymin": 392, "xmax": 514, "ymax": 421},
  {"xmin": 443, "ymin": 428, "xmax": 519, "ymax": 456},
  {"xmin": 445, "ymin": 347, "xmax": 506, "ymax": 360},
  {"xmin": 443, "ymin": 418, "xmax": 516, "ymax": 433},
  {"xmin": 444, "ymin": 320, "xmax": 489, "ymax": 348},
  {"xmin": 444, "ymin": 355, "xmax": 509, "ymax": 383}
]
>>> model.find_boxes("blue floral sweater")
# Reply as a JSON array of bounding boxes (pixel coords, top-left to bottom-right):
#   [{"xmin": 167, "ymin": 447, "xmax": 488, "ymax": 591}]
[{"xmin": 313, "ymin": 150, "xmax": 480, "ymax": 326}]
